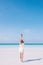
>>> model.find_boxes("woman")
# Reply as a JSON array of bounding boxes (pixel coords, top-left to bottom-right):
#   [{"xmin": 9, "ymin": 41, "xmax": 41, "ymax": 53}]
[{"xmin": 19, "ymin": 34, "xmax": 24, "ymax": 62}]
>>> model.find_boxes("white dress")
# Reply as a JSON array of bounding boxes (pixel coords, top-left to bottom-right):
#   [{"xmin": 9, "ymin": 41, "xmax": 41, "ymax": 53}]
[{"xmin": 19, "ymin": 43, "xmax": 24, "ymax": 53}]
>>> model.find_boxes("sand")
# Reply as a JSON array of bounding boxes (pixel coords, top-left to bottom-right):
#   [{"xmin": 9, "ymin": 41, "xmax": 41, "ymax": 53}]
[{"xmin": 0, "ymin": 45, "xmax": 43, "ymax": 65}]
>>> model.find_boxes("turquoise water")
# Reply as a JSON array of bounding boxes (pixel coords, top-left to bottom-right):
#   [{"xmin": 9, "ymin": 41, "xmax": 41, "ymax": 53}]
[
  {"xmin": 0, "ymin": 43, "xmax": 43, "ymax": 45},
  {"xmin": 0, "ymin": 43, "xmax": 43, "ymax": 47}
]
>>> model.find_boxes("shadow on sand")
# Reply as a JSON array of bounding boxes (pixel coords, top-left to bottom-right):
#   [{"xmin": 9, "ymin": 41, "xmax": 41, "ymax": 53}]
[{"xmin": 23, "ymin": 58, "xmax": 43, "ymax": 63}]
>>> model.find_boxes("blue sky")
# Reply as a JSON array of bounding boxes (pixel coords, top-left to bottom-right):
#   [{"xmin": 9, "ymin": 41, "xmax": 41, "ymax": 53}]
[{"xmin": 0, "ymin": 0, "xmax": 43, "ymax": 43}]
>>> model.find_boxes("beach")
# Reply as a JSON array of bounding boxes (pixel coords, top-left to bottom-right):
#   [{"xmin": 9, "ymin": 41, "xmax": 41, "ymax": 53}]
[{"xmin": 0, "ymin": 45, "xmax": 43, "ymax": 65}]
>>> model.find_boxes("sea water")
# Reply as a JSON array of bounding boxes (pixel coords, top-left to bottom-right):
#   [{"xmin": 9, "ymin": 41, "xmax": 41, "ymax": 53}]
[{"xmin": 0, "ymin": 43, "xmax": 43, "ymax": 47}]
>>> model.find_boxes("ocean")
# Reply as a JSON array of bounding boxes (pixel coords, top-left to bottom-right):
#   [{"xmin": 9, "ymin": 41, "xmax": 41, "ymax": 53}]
[{"xmin": 0, "ymin": 43, "xmax": 43, "ymax": 47}]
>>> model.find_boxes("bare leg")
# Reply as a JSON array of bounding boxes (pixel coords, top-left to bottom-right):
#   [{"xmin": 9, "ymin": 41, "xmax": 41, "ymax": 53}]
[
  {"xmin": 21, "ymin": 52, "xmax": 24, "ymax": 61},
  {"xmin": 20, "ymin": 52, "xmax": 24, "ymax": 62},
  {"xmin": 20, "ymin": 52, "xmax": 21, "ymax": 60}
]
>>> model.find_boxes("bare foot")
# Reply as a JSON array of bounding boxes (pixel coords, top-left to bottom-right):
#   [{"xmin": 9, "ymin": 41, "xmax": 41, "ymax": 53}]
[{"xmin": 20, "ymin": 59, "xmax": 23, "ymax": 62}]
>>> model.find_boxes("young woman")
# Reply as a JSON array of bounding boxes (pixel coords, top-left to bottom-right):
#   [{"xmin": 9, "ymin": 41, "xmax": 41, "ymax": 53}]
[{"xmin": 19, "ymin": 34, "xmax": 24, "ymax": 62}]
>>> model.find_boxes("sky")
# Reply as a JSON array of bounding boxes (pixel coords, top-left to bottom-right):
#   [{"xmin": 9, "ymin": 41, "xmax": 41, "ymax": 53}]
[{"xmin": 0, "ymin": 0, "xmax": 43, "ymax": 43}]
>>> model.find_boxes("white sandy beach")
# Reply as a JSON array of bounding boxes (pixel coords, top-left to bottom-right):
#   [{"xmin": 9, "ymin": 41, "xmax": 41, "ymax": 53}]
[{"xmin": 0, "ymin": 46, "xmax": 43, "ymax": 65}]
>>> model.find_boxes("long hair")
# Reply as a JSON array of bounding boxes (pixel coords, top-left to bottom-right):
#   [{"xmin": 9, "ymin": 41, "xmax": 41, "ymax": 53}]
[
  {"xmin": 20, "ymin": 39, "xmax": 24, "ymax": 43},
  {"xmin": 20, "ymin": 34, "xmax": 24, "ymax": 44}
]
